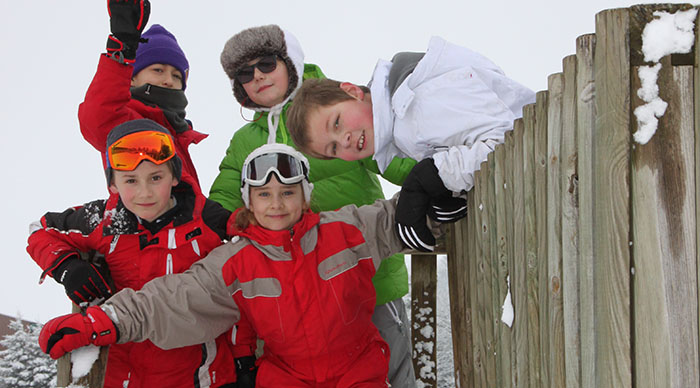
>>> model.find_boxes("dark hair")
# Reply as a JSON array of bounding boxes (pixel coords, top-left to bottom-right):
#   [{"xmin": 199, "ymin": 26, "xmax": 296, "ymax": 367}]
[{"xmin": 287, "ymin": 78, "xmax": 369, "ymax": 157}]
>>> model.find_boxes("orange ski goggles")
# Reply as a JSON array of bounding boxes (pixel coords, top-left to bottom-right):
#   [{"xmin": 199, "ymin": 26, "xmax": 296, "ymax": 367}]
[{"xmin": 107, "ymin": 130, "xmax": 176, "ymax": 171}]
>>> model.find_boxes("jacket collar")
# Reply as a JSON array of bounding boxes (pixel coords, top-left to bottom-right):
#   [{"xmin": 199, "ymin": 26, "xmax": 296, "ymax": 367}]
[
  {"xmin": 231, "ymin": 209, "xmax": 319, "ymax": 249},
  {"xmin": 369, "ymin": 59, "xmax": 403, "ymax": 173},
  {"xmin": 102, "ymin": 179, "xmax": 199, "ymax": 236}
]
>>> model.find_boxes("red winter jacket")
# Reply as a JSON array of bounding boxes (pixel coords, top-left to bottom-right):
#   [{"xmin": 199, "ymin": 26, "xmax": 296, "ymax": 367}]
[
  {"xmin": 27, "ymin": 178, "xmax": 236, "ymax": 388},
  {"xmin": 78, "ymin": 55, "xmax": 206, "ymax": 187},
  {"xmin": 98, "ymin": 198, "xmax": 409, "ymax": 387}
]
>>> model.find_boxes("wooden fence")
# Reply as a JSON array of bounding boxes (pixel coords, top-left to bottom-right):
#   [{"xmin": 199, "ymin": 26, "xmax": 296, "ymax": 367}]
[{"xmin": 445, "ymin": 3, "xmax": 700, "ymax": 388}]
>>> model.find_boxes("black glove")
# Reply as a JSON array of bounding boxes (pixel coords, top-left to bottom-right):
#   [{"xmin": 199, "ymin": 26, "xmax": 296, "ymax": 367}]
[
  {"xmin": 428, "ymin": 194, "xmax": 467, "ymax": 223},
  {"xmin": 52, "ymin": 254, "xmax": 113, "ymax": 306},
  {"xmin": 106, "ymin": 0, "xmax": 151, "ymax": 62},
  {"xmin": 234, "ymin": 356, "xmax": 257, "ymax": 388},
  {"xmin": 396, "ymin": 158, "xmax": 452, "ymax": 252}
]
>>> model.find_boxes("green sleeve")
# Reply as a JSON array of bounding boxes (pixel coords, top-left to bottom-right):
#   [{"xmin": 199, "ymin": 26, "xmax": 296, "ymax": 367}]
[
  {"xmin": 209, "ymin": 123, "xmax": 269, "ymax": 212},
  {"xmin": 360, "ymin": 156, "xmax": 417, "ymax": 186}
]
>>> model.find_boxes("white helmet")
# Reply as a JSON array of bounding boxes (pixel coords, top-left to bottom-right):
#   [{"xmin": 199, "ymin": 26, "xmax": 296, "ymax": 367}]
[{"xmin": 241, "ymin": 143, "xmax": 314, "ymax": 207}]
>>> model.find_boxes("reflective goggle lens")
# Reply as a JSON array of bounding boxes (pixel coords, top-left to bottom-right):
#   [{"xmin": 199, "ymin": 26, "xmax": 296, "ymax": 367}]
[
  {"xmin": 108, "ymin": 131, "xmax": 176, "ymax": 171},
  {"xmin": 244, "ymin": 152, "xmax": 306, "ymax": 186},
  {"xmin": 235, "ymin": 55, "xmax": 279, "ymax": 84}
]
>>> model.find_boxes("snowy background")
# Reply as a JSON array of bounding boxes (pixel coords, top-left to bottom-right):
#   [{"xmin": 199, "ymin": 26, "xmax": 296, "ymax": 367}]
[{"xmin": 0, "ymin": 0, "xmax": 670, "ymax": 385}]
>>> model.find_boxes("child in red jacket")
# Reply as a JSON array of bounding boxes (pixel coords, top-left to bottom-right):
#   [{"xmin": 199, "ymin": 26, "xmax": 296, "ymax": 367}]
[
  {"xmin": 78, "ymin": 0, "xmax": 205, "ymax": 186},
  {"xmin": 27, "ymin": 120, "xmax": 236, "ymax": 388}
]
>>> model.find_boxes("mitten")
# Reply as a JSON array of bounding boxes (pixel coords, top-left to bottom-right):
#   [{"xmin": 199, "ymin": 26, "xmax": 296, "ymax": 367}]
[
  {"xmin": 52, "ymin": 254, "xmax": 113, "ymax": 306},
  {"xmin": 396, "ymin": 158, "xmax": 452, "ymax": 252},
  {"xmin": 106, "ymin": 0, "xmax": 151, "ymax": 62},
  {"xmin": 234, "ymin": 356, "xmax": 258, "ymax": 388},
  {"xmin": 39, "ymin": 306, "xmax": 118, "ymax": 359},
  {"xmin": 428, "ymin": 194, "xmax": 467, "ymax": 223}
]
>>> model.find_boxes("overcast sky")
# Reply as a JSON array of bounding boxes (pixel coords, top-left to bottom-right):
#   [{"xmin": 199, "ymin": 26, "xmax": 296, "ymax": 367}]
[{"xmin": 1, "ymin": 0, "xmax": 665, "ymax": 323}]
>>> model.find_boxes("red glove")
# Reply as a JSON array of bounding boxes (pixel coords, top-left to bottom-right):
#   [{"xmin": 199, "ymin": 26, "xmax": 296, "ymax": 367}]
[{"xmin": 39, "ymin": 306, "xmax": 118, "ymax": 359}]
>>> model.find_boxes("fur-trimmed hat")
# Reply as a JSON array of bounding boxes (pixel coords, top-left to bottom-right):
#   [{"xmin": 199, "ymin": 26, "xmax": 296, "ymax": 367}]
[
  {"xmin": 105, "ymin": 119, "xmax": 182, "ymax": 185},
  {"xmin": 133, "ymin": 24, "xmax": 190, "ymax": 90},
  {"xmin": 220, "ymin": 25, "xmax": 304, "ymax": 111}
]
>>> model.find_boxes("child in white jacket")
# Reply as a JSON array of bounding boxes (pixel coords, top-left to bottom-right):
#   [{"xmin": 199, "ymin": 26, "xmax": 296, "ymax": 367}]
[{"xmin": 287, "ymin": 36, "xmax": 535, "ymax": 252}]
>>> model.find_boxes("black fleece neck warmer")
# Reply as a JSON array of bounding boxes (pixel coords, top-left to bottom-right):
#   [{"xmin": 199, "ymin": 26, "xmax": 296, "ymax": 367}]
[{"xmin": 131, "ymin": 84, "xmax": 190, "ymax": 133}]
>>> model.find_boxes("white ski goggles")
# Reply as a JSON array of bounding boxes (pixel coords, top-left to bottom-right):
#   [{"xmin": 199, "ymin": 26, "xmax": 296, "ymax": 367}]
[{"xmin": 242, "ymin": 152, "xmax": 308, "ymax": 187}]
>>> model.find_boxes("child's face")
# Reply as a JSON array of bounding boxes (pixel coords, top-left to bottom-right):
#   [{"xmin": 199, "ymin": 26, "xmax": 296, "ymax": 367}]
[
  {"xmin": 304, "ymin": 83, "xmax": 375, "ymax": 161},
  {"xmin": 131, "ymin": 63, "xmax": 184, "ymax": 90},
  {"xmin": 241, "ymin": 57, "xmax": 289, "ymax": 107},
  {"xmin": 248, "ymin": 175, "xmax": 306, "ymax": 231},
  {"xmin": 109, "ymin": 160, "xmax": 179, "ymax": 222}
]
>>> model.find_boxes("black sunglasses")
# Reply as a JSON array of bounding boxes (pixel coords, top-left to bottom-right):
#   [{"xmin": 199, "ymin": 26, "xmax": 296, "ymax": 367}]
[{"xmin": 235, "ymin": 55, "xmax": 279, "ymax": 84}]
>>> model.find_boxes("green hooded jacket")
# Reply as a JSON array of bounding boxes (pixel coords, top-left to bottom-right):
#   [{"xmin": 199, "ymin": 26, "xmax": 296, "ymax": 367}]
[{"xmin": 209, "ymin": 64, "xmax": 416, "ymax": 304}]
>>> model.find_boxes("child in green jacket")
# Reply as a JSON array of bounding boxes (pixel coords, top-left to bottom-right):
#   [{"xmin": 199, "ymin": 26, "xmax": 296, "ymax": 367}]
[{"xmin": 209, "ymin": 25, "xmax": 417, "ymax": 387}]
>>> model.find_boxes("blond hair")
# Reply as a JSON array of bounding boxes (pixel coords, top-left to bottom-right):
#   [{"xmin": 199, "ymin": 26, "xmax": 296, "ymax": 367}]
[{"xmin": 287, "ymin": 78, "xmax": 369, "ymax": 158}]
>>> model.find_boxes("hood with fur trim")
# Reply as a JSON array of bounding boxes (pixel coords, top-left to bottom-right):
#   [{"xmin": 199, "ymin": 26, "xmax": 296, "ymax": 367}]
[{"xmin": 220, "ymin": 25, "xmax": 305, "ymax": 144}]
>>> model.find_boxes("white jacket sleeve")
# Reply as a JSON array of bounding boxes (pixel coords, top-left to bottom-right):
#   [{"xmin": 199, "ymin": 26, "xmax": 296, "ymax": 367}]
[{"xmin": 432, "ymin": 140, "xmax": 498, "ymax": 193}]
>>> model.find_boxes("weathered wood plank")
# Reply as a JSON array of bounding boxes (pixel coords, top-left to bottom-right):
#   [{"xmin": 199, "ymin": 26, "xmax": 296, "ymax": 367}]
[
  {"xmin": 411, "ymin": 254, "xmax": 438, "ymax": 388},
  {"xmin": 546, "ymin": 72, "xmax": 566, "ymax": 388},
  {"xmin": 504, "ymin": 129, "xmax": 517, "ymax": 388},
  {"xmin": 575, "ymin": 32, "xmax": 597, "ymax": 388},
  {"xmin": 522, "ymin": 103, "xmax": 542, "ymax": 388},
  {"xmin": 695, "ymin": 10, "xmax": 700, "ymax": 388},
  {"xmin": 632, "ymin": 61, "xmax": 699, "ymax": 387},
  {"xmin": 561, "ymin": 54, "xmax": 581, "ymax": 388},
  {"xmin": 534, "ymin": 90, "xmax": 550, "ymax": 387},
  {"xmin": 471, "ymin": 169, "xmax": 486, "ymax": 388},
  {"xmin": 447, "ymin": 220, "xmax": 474, "ymax": 386},
  {"xmin": 512, "ymin": 119, "xmax": 529, "ymax": 388},
  {"xmin": 486, "ymin": 153, "xmax": 503, "ymax": 388},
  {"xmin": 494, "ymin": 140, "xmax": 513, "ymax": 387},
  {"xmin": 593, "ymin": 8, "xmax": 632, "ymax": 387},
  {"xmin": 478, "ymin": 158, "xmax": 497, "ymax": 387}
]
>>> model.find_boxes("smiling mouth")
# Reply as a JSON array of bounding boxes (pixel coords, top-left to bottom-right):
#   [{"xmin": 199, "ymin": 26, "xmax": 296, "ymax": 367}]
[
  {"xmin": 257, "ymin": 84, "xmax": 272, "ymax": 93},
  {"xmin": 357, "ymin": 132, "xmax": 365, "ymax": 151}
]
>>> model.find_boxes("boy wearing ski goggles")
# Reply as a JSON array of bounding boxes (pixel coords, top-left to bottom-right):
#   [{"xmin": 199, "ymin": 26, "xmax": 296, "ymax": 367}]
[{"xmin": 28, "ymin": 118, "xmax": 239, "ymax": 387}]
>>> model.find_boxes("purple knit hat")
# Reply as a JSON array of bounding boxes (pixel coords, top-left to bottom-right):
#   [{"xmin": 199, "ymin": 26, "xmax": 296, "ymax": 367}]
[{"xmin": 133, "ymin": 24, "xmax": 190, "ymax": 90}]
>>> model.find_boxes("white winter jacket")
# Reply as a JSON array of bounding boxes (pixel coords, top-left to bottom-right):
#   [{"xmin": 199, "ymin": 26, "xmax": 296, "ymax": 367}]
[{"xmin": 370, "ymin": 36, "xmax": 536, "ymax": 193}]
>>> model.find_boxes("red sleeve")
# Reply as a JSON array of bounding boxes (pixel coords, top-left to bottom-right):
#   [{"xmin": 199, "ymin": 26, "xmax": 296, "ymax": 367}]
[
  {"xmin": 231, "ymin": 309, "xmax": 257, "ymax": 358},
  {"xmin": 26, "ymin": 201, "xmax": 105, "ymax": 281},
  {"xmin": 78, "ymin": 55, "xmax": 143, "ymax": 154}
]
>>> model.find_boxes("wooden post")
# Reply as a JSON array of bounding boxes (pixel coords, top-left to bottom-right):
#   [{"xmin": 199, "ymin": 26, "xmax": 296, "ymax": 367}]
[
  {"xmin": 478, "ymin": 157, "xmax": 497, "ymax": 387},
  {"xmin": 546, "ymin": 72, "xmax": 566, "ymax": 388},
  {"xmin": 593, "ymin": 7, "xmax": 632, "ymax": 387},
  {"xmin": 411, "ymin": 254, "xmax": 438, "ymax": 388},
  {"xmin": 447, "ymin": 219, "xmax": 474, "ymax": 387},
  {"xmin": 522, "ymin": 102, "xmax": 542, "ymax": 388},
  {"xmin": 575, "ymin": 33, "xmax": 597, "ymax": 388},
  {"xmin": 55, "ymin": 304, "xmax": 108, "ymax": 388},
  {"xmin": 534, "ymin": 90, "xmax": 550, "ymax": 387},
  {"xmin": 467, "ymin": 171, "xmax": 485, "ymax": 388},
  {"xmin": 561, "ymin": 53, "xmax": 582, "ymax": 388},
  {"xmin": 493, "ymin": 139, "xmax": 513, "ymax": 387},
  {"xmin": 512, "ymin": 119, "xmax": 529, "ymax": 388},
  {"xmin": 504, "ymin": 129, "xmax": 517, "ymax": 388}
]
